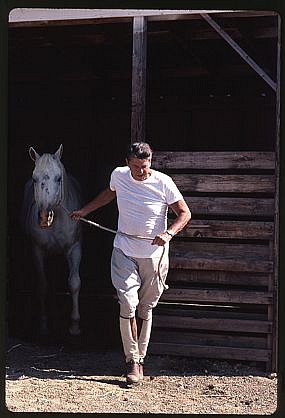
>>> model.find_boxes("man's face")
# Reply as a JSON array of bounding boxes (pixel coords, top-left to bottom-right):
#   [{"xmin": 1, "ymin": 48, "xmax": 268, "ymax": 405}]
[{"xmin": 127, "ymin": 157, "xmax": 152, "ymax": 181}]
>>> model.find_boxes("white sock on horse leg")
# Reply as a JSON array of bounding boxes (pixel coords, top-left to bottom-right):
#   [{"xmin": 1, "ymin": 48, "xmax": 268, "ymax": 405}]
[
  {"xmin": 138, "ymin": 316, "xmax": 152, "ymax": 360},
  {"xmin": 119, "ymin": 317, "xmax": 140, "ymax": 362}
]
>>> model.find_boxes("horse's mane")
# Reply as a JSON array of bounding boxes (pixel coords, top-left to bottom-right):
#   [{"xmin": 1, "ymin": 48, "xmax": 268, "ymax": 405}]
[
  {"xmin": 21, "ymin": 179, "xmax": 34, "ymax": 235},
  {"xmin": 66, "ymin": 175, "xmax": 83, "ymax": 209}
]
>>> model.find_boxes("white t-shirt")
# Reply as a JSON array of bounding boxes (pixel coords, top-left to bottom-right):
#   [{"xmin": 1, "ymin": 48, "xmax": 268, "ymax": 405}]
[{"xmin": 109, "ymin": 166, "xmax": 183, "ymax": 258}]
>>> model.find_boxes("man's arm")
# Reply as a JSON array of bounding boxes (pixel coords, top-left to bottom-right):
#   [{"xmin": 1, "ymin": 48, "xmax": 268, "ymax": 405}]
[
  {"xmin": 152, "ymin": 199, "xmax": 191, "ymax": 246},
  {"xmin": 166, "ymin": 199, "xmax": 191, "ymax": 235},
  {"xmin": 70, "ymin": 187, "xmax": 116, "ymax": 220}
]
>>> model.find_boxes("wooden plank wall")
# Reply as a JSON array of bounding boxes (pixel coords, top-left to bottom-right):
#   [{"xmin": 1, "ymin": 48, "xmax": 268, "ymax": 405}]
[{"xmin": 150, "ymin": 151, "xmax": 276, "ymax": 371}]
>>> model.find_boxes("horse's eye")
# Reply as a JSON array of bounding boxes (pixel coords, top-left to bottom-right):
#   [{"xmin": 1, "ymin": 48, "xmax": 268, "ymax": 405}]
[
  {"xmin": 55, "ymin": 176, "xmax": 62, "ymax": 183},
  {"xmin": 32, "ymin": 176, "xmax": 37, "ymax": 183}
]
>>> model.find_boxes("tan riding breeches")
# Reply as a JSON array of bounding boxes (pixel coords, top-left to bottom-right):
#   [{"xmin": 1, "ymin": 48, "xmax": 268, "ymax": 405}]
[{"xmin": 111, "ymin": 247, "xmax": 169, "ymax": 361}]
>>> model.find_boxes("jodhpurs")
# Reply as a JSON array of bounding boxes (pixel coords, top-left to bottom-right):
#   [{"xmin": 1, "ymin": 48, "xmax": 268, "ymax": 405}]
[{"xmin": 111, "ymin": 247, "xmax": 169, "ymax": 362}]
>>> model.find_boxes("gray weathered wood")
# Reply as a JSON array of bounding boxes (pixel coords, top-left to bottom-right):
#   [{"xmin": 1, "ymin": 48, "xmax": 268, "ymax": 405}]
[
  {"xmin": 152, "ymin": 151, "xmax": 275, "ymax": 170},
  {"xmin": 170, "ymin": 255, "xmax": 272, "ymax": 273},
  {"xmin": 9, "ymin": 9, "xmax": 277, "ymax": 27},
  {"xmin": 152, "ymin": 330, "xmax": 267, "ymax": 349},
  {"xmin": 166, "ymin": 269, "xmax": 270, "ymax": 287},
  {"xmin": 172, "ymin": 241, "xmax": 269, "ymax": 257},
  {"xmin": 183, "ymin": 196, "xmax": 274, "ymax": 217},
  {"xmin": 149, "ymin": 342, "xmax": 270, "ymax": 361},
  {"xmin": 170, "ymin": 241, "xmax": 273, "ymax": 272},
  {"xmin": 131, "ymin": 16, "xmax": 147, "ymax": 143},
  {"xmin": 171, "ymin": 174, "xmax": 275, "ymax": 193},
  {"xmin": 153, "ymin": 152, "xmax": 276, "ymax": 370},
  {"xmin": 152, "ymin": 315, "xmax": 272, "ymax": 333},
  {"xmin": 160, "ymin": 288, "xmax": 273, "ymax": 304},
  {"xmin": 170, "ymin": 220, "xmax": 274, "ymax": 240},
  {"xmin": 156, "ymin": 307, "xmax": 267, "ymax": 321},
  {"xmin": 270, "ymin": 13, "xmax": 281, "ymax": 372}
]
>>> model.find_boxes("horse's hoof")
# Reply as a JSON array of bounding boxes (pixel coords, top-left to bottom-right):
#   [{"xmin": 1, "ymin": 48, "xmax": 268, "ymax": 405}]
[
  {"xmin": 69, "ymin": 328, "xmax": 81, "ymax": 336},
  {"xmin": 39, "ymin": 322, "xmax": 49, "ymax": 336},
  {"xmin": 69, "ymin": 321, "xmax": 81, "ymax": 336}
]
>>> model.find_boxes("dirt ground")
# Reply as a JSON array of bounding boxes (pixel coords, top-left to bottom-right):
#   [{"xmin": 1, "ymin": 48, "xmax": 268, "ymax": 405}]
[{"xmin": 5, "ymin": 335, "xmax": 278, "ymax": 414}]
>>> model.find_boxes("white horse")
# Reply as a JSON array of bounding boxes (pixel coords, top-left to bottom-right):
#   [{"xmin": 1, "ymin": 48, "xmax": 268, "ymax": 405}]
[{"xmin": 22, "ymin": 144, "xmax": 82, "ymax": 336}]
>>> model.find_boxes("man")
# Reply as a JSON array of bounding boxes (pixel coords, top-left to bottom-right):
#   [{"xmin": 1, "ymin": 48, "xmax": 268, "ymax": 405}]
[{"xmin": 70, "ymin": 142, "xmax": 191, "ymax": 385}]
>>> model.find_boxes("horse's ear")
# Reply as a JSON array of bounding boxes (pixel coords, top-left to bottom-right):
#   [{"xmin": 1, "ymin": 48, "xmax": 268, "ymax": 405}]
[
  {"xmin": 55, "ymin": 144, "xmax": 63, "ymax": 160},
  {"xmin": 29, "ymin": 147, "xmax": 40, "ymax": 162}
]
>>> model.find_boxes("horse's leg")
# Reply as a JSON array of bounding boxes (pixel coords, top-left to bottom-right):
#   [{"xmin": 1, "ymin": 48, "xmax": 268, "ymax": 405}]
[
  {"xmin": 66, "ymin": 241, "xmax": 82, "ymax": 336},
  {"xmin": 33, "ymin": 245, "xmax": 48, "ymax": 335}
]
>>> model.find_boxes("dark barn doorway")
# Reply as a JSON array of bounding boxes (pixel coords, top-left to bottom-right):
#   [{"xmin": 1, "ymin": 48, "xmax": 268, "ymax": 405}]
[{"xmin": 8, "ymin": 18, "xmax": 133, "ymax": 345}]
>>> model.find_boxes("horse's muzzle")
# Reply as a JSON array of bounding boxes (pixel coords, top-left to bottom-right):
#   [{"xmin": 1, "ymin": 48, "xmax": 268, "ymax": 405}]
[{"xmin": 39, "ymin": 210, "xmax": 54, "ymax": 228}]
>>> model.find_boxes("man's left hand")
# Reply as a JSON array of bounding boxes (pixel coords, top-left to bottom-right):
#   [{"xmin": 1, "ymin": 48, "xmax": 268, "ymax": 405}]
[{"xmin": 152, "ymin": 231, "xmax": 173, "ymax": 246}]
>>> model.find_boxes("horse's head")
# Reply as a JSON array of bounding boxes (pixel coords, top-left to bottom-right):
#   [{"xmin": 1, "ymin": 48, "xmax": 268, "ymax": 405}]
[{"xmin": 29, "ymin": 144, "xmax": 64, "ymax": 229}]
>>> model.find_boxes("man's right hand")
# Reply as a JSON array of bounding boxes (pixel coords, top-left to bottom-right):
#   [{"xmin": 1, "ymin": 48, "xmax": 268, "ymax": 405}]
[
  {"xmin": 69, "ymin": 188, "xmax": 116, "ymax": 222},
  {"xmin": 70, "ymin": 210, "xmax": 85, "ymax": 221}
]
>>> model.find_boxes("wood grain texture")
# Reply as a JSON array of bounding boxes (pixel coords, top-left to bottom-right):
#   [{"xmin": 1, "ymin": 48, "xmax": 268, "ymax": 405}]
[
  {"xmin": 183, "ymin": 196, "xmax": 274, "ymax": 217},
  {"xmin": 152, "ymin": 151, "xmax": 275, "ymax": 170},
  {"xmin": 171, "ymin": 174, "xmax": 275, "ymax": 193}
]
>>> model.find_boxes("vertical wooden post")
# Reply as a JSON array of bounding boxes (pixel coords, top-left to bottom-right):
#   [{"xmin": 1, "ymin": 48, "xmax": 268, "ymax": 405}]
[
  {"xmin": 271, "ymin": 13, "xmax": 281, "ymax": 373},
  {"xmin": 131, "ymin": 16, "xmax": 147, "ymax": 144},
  {"xmin": 0, "ymin": 1, "xmax": 7, "ymax": 376}
]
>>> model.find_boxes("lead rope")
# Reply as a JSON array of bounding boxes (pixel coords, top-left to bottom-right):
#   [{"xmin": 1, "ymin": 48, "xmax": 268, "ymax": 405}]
[{"xmin": 62, "ymin": 206, "xmax": 169, "ymax": 290}]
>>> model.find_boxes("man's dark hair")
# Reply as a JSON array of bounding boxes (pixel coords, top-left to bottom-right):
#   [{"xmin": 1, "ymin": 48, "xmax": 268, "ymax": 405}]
[{"xmin": 126, "ymin": 142, "xmax": 152, "ymax": 161}]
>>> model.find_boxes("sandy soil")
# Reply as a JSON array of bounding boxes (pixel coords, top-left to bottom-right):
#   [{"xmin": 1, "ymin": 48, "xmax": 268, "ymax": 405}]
[{"xmin": 5, "ymin": 336, "xmax": 278, "ymax": 414}]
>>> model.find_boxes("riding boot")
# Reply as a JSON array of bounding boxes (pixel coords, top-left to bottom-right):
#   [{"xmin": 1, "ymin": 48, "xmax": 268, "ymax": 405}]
[
  {"xmin": 126, "ymin": 359, "xmax": 140, "ymax": 385},
  {"xmin": 119, "ymin": 316, "xmax": 140, "ymax": 385},
  {"xmin": 137, "ymin": 315, "xmax": 152, "ymax": 381},
  {"xmin": 138, "ymin": 316, "xmax": 152, "ymax": 361},
  {"xmin": 119, "ymin": 317, "xmax": 140, "ymax": 362}
]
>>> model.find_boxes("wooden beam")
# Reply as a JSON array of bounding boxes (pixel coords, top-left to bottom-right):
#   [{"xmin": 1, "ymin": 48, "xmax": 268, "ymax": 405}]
[
  {"xmin": 152, "ymin": 151, "xmax": 275, "ymax": 170},
  {"xmin": 153, "ymin": 315, "xmax": 272, "ymax": 333},
  {"xmin": 171, "ymin": 220, "xmax": 274, "ymax": 240},
  {"xmin": 171, "ymin": 173, "xmax": 275, "ymax": 194},
  {"xmin": 8, "ymin": 9, "xmax": 228, "ymax": 23},
  {"xmin": 131, "ymin": 16, "xmax": 147, "ymax": 143},
  {"xmin": 270, "ymin": 12, "xmax": 281, "ymax": 373},
  {"xmin": 156, "ymin": 306, "xmax": 268, "ymax": 321},
  {"xmin": 200, "ymin": 13, "xmax": 277, "ymax": 92},
  {"xmin": 167, "ymin": 270, "xmax": 270, "ymax": 287},
  {"xmin": 183, "ymin": 196, "xmax": 275, "ymax": 217},
  {"xmin": 152, "ymin": 330, "xmax": 268, "ymax": 349},
  {"xmin": 170, "ymin": 241, "xmax": 273, "ymax": 273},
  {"xmin": 149, "ymin": 342, "xmax": 271, "ymax": 362},
  {"xmin": 160, "ymin": 288, "xmax": 273, "ymax": 304},
  {"xmin": 8, "ymin": 9, "xmax": 277, "ymax": 27}
]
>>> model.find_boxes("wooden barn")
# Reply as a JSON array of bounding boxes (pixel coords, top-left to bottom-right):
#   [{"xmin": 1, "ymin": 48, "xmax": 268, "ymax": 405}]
[{"xmin": 7, "ymin": 8, "xmax": 280, "ymax": 372}]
